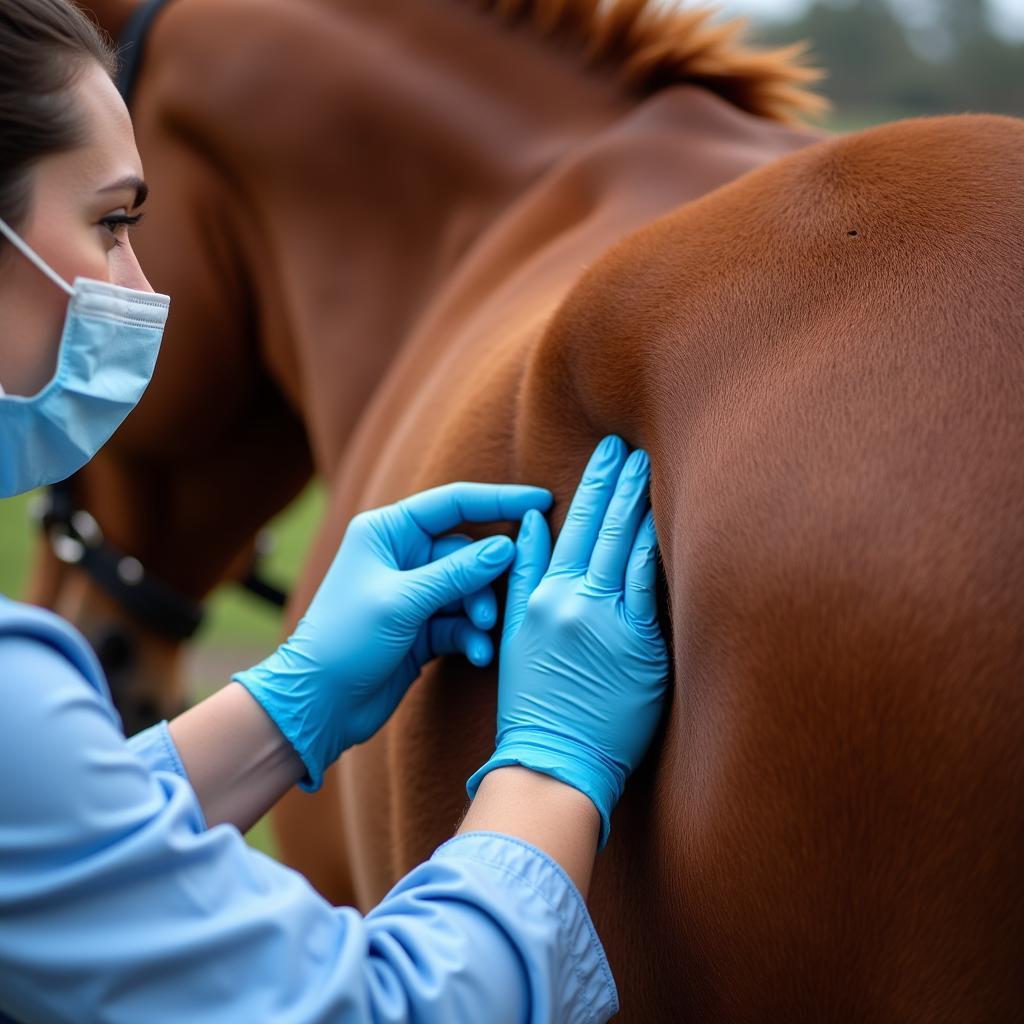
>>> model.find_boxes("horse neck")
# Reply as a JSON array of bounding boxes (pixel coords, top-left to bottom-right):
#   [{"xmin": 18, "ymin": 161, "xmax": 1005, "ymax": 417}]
[
  {"xmin": 86, "ymin": 0, "xmax": 143, "ymax": 42},
  {"xmin": 247, "ymin": 0, "xmax": 635, "ymax": 475}
]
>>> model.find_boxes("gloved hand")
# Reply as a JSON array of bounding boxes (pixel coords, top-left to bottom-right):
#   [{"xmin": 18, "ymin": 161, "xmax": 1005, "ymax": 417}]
[
  {"xmin": 234, "ymin": 482, "xmax": 552, "ymax": 791},
  {"xmin": 467, "ymin": 436, "xmax": 669, "ymax": 848}
]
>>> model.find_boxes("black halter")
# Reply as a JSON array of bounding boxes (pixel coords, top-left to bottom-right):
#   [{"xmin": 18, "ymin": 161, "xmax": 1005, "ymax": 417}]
[
  {"xmin": 37, "ymin": 478, "xmax": 289, "ymax": 643},
  {"xmin": 115, "ymin": 0, "xmax": 175, "ymax": 106},
  {"xmin": 37, "ymin": 479, "xmax": 205, "ymax": 641},
  {"xmin": 36, "ymin": 0, "xmax": 290, "ymax": 646}
]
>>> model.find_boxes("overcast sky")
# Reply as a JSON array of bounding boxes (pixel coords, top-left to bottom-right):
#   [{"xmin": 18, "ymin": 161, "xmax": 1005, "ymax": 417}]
[{"xmin": 712, "ymin": 0, "xmax": 1024, "ymax": 39}]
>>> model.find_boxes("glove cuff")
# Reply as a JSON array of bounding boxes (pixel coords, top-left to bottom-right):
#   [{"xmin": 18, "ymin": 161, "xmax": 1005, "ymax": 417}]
[
  {"xmin": 466, "ymin": 735, "xmax": 624, "ymax": 849},
  {"xmin": 232, "ymin": 663, "xmax": 324, "ymax": 793}
]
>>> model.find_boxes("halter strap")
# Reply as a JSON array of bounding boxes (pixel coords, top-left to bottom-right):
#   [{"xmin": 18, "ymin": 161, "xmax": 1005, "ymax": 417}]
[
  {"xmin": 115, "ymin": 0, "xmax": 177, "ymax": 106},
  {"xmin": 37, "ymin": 479, "xmax": 289, "ymax": 642},
  {"xmin": 38, "ymin": 479, "xmax": 206, "ymax": 642}
]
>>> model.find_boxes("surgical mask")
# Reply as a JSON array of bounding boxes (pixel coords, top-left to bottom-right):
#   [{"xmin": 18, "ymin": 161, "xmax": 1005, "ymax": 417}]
[{"xmin": 0, "ymin": 216, "xmax": 169, "ymax": 498}]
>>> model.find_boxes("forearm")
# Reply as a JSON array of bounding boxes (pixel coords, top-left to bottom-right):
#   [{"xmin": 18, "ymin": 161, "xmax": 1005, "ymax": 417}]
[
  {"xmin": 168, "ymin": 682, "xmax": 304, "ymax": 832},
  {"xmin": 459, "ymin": 766, "xmax": 600, "ymax": 896}
]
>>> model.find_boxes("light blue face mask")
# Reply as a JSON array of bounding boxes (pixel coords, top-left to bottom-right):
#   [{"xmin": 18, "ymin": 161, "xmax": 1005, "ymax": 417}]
[{"xmin": 0, "ymin": 216, "xmax": 169, "ymax": 498}]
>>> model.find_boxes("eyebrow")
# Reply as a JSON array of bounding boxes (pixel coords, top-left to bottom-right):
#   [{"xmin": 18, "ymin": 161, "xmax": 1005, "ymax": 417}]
[{"xmin": 98, "ymin": 175, "xmax": 149, "ymax": 210}]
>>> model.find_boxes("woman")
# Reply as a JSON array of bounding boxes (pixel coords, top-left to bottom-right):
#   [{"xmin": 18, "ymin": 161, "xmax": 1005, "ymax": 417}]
[{"xmin": 0, "ymin": 2, "xmax": 669, "ymax": 1021}]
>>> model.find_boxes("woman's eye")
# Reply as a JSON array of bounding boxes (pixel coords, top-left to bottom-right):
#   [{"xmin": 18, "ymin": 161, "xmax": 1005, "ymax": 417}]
[{"xmin": 99, "ymin": 212, "xmax": 145, "ymax": 243}]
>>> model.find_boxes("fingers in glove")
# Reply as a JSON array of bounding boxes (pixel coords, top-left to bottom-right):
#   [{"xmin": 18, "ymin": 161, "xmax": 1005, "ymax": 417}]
[
  {"xmin": 400, "ymin": 483, "xmax": 553, "ymax": 537},
  {"xmin": 503, "ymin": 508, "xmax": 552, "ymax": 642},
  {"xmin": 431, "ymin": 535, "xmax": 498, "ymax": 629},
  {"xmin": 408, "ymin": 535, "xmax": 515, "ymax": 616},
  {"xmin": 548, "ymin": 434, "xmax": 628, "ymax": 576},
  {"xmin": 624, "ymin": 509, "xmax": 661, "ymax": 628},
  {"xmin": 430, "ymin": 616, "xmax": 494, "ymax": 667},
  {"xmin": 586, "ymin": 449, "xmax": 651, "ymax": 591}
]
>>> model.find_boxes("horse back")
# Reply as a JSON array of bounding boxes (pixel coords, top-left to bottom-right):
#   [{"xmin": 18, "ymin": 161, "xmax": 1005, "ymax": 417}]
[
  {"xmin": 289, "ymin": 100, "xmax": 1024, "ymax": 1024},
  {"xmin": 518, "ymin": 113, "xmax": 1024, "ymax": 1021}
]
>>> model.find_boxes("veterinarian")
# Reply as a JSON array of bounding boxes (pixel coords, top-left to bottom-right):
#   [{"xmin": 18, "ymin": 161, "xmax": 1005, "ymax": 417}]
[{"xmin": 0, "ymin": 2, "xmax": 669, "ymax": 1021}]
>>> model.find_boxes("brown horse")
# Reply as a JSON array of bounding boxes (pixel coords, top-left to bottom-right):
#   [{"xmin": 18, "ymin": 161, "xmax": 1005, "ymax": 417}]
[
  {"xmin": 39, "ymin": 0, "xmax": 821, "ymax": 864},
  {"xmin": 287, "ymin": 113, "xmax": 1024, "ymax": 1021},
  {"xmin": 38, "ymin": 0, "xmax": 1024, "ymax": 1018},
  {"xmin": 32, "ymin": 0, "xmax": 821, "ymax": 731}
]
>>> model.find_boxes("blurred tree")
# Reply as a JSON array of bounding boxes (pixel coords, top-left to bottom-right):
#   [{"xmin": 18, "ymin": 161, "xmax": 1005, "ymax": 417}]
[
  {"xmin": 757, "ymin": 0, "xmax": 1024, "ymax": 124},
  {"xmin": 938, "ymin": 0, "xmax": 989, "ymax": 45}
]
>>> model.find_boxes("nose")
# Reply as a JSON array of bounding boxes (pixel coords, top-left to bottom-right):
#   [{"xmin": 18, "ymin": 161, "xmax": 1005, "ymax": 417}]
[{"xmin": 108, "ymin": 237, "xmax": 154, "ymax": 293}]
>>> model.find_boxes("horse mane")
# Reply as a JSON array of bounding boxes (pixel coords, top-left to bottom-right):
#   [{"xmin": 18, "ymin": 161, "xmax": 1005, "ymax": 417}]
[{"xmin": 475, "ymin": 0, "xmax": 827, "ymax": 123}]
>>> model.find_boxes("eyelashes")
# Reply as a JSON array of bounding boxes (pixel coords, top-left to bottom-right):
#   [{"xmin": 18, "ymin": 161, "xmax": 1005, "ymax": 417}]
[{"xmin": 100, "ymin": 211, "xmax": 145, "ymax": 245}]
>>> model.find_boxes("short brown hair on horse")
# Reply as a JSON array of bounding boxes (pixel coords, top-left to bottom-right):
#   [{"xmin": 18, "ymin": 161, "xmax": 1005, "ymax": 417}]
[{"xmin": 0, "ymin": 0, "xmax": 116, "ymax": 231}]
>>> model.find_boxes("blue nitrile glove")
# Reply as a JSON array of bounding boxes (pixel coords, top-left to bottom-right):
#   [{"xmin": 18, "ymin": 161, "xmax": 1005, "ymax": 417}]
[
  {"xmin": 234, "ymin": 482, "xmax": 552, "ymax": 791},
  {"xmin": 467, "ymin": 436, "xmax": 670, "ymax": 848}
]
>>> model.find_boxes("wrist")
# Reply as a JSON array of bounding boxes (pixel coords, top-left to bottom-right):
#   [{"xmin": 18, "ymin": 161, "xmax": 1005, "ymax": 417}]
[
  {"xmin": 466, "ymin": 732, "xmax": 624, "ymax": 848},
  {"xmin": 232, "ymin": 655, "xmax": 338, "ymax": 792},
  {"xmin": 459, "ymin": 766, "xmax": 600, "ymax": 894},
  {"xmin": 168, "ymin": 682, "xmax": 306, "ymax": 832},
  {"xmin": 471, "ymin": 765, "xmax": 600, "ymax": 820}
]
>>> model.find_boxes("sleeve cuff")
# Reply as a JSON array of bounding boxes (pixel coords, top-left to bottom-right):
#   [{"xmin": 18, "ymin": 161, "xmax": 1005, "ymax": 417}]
[
  {"xmin": 126, "ymin": 721, "xmax": 208, "ymax": 831},
  {"xmin": 432, "ymin": 831, "xmax": 619, "ymax": 1023},
  {"xmin": 126, "ymin": 721, "xmax": 187, "ymax": 779}
]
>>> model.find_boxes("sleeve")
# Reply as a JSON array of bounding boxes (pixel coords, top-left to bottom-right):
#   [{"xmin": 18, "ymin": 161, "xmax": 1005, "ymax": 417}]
[
  {"xmin": 126, "ymin": 720, "xmax": 208, "ymax": 818},
  {"xmin": 0, "ymin": 636, "xmax": 618, "ymax": 1024}
]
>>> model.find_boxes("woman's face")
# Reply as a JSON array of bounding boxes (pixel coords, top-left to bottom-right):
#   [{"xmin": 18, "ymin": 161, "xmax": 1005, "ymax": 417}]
[{"xmin": 0, "ymin": 60, "xmax": 151, "ymax": 396}]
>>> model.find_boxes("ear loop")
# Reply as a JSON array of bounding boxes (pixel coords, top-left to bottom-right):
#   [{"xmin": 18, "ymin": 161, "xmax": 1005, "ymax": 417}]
[
  {"xmin": 0, "ymin": 216, "xmax": 76, "ymax": 396},
  {"xmin": 0, "ymin": 216, "xmax": 74, "ymax": 297}
]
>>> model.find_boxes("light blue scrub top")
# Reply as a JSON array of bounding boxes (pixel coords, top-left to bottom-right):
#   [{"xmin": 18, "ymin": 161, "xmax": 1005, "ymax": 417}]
[{"xmin": 0, "ymin": 596, "xmax": 618, "ymax": 1023}]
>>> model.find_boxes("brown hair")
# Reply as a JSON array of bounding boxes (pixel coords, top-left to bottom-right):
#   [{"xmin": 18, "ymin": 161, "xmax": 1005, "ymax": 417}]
[{"xmin": 0, "ymin": 0, "xmax": 116, "ymax": 233}]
